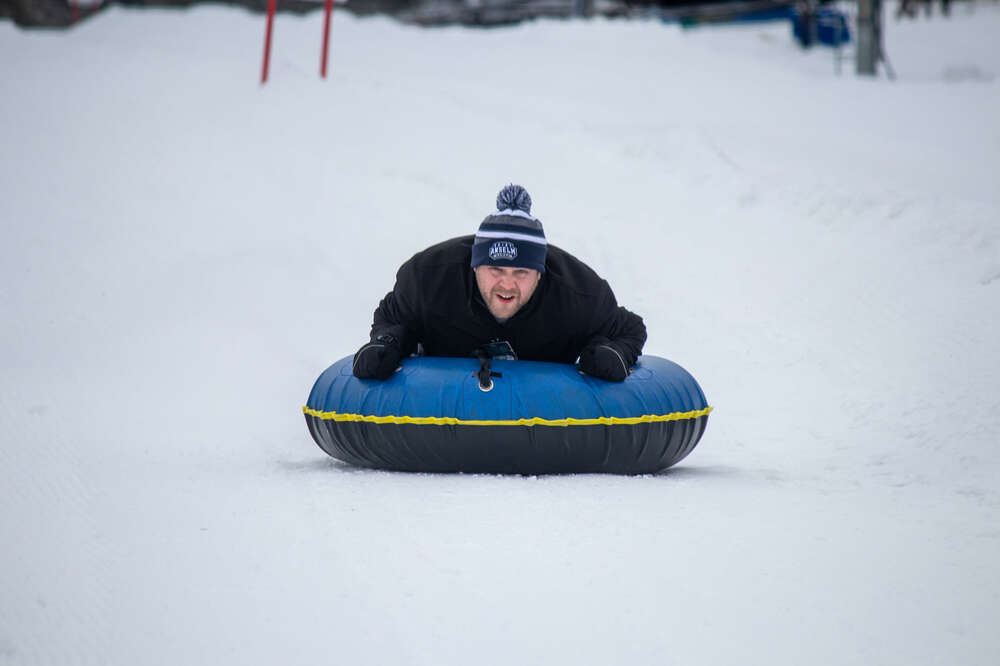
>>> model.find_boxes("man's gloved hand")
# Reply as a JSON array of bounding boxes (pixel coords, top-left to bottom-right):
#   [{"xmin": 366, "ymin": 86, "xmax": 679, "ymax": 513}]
[
  {"xmin": 578, "ymin": 337, "xmax": 630, "ymax": 382},
  {"xmin": 352, "ymin": 335, "xmax": 404, "ymax": 380}
]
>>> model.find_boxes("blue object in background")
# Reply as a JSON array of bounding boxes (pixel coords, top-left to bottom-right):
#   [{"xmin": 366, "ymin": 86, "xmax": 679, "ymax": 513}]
[{"xmin": 793, "ymin": 6, "xmax": 851, "ymax": 47}]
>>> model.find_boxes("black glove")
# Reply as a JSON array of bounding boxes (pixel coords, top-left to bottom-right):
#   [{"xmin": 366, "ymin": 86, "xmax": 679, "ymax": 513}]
[
  {"xmin": 578, "ymin": 338, "xmax": 630, "ymax": 382},
  {"xmin": 352, "ymin": 335, "xmax": 404, "ymax": 380}
]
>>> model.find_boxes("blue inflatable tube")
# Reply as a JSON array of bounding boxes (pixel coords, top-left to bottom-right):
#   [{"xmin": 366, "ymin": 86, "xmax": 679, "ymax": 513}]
[{"xmin": 303, "ymin": 355, "xmax": 711, "ymax": 474}]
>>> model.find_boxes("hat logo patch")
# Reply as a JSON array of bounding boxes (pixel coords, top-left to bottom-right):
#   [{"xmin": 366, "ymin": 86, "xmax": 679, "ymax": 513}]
[{"xmin": 488, "ymin": 240, "xmax": 518, "ymax": 261}]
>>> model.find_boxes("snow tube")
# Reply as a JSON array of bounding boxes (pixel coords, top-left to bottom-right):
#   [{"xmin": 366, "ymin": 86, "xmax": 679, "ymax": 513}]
[{"xmin": 303, "ymin": 355, "xmax": 711, "ymax": 474}]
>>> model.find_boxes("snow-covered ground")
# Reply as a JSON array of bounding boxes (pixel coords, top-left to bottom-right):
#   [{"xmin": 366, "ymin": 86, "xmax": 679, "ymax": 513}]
[{"xmin": 2, "ymin": 3, "xmax": 998, "ymax": 664}]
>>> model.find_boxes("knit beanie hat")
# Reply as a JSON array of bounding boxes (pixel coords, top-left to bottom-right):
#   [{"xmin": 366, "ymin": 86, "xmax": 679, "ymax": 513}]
[{"xmin": 470, "ymin": 184, "xmax": 547, "ymax": 274}]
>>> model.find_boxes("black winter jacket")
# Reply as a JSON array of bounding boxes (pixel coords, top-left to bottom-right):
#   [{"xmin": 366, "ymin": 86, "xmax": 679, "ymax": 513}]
[{"xmin": 366, "ymin": 236, "xmax": 646, "ymax": 366}]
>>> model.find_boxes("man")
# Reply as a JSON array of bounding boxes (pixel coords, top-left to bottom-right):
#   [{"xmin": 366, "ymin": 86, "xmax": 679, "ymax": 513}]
[{"xmin": 353, "ymin": 184, "xmax": 647, "ymax": 382}]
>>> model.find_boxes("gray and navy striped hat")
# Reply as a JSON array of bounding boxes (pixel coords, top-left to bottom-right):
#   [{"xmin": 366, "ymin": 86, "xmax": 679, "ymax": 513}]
[{"xmin": 470, "ymin": 184, "xmax": 547, "ymax": 274}]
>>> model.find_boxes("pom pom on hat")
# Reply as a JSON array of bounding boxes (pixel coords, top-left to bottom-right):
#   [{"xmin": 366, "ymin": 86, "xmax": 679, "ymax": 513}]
[{"xmin": 496, "ymin": 184, "xmax": 532, "ymax": 215}]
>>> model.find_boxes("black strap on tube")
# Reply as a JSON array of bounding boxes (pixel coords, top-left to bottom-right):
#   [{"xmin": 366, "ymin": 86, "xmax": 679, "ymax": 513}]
[{"xmin": 475, "ymin": 349, "xmax": 502, "ymax": 391}]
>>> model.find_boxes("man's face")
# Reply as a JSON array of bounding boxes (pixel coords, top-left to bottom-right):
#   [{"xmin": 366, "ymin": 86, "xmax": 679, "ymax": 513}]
[{"xmin": 474, "ymin": 265, "xmax": 541, "ymax": 320}]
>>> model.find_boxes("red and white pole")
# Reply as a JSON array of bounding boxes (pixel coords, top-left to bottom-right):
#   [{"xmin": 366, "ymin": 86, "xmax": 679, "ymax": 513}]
[
  {"xmin": 261, "ymin": 0, "xmax": 277, "ymax": 85},
  {"xmin": 320, "ymin": 0, "xmax": 335, "ymax": 79}
]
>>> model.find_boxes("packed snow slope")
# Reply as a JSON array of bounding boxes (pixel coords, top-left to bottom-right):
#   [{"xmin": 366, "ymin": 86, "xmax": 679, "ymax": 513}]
[{"xmin": 2, "ymin": 4, "xmax": 998, "ymax": 665}]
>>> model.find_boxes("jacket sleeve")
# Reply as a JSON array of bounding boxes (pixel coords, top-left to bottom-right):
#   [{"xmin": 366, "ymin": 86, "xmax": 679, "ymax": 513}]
[
  {"xmin": 369, "ymin": 263, "xmax": 423, "ymax": 356},
  {"xmin": 586, "ymin": 284, "xmax": 647, "ymax": 368}
]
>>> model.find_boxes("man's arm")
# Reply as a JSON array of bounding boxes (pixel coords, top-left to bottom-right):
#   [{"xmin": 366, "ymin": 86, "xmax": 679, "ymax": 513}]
[
  {"xmin": 578, "ymin": 285, "xmax": 647, "ymax": 382},
  {"xmin": 371, "ymin": 290, "xmax": 420, "ymax": 357},
  {"xmin": 353, "ymin": 266, "xmax": 423, "ymax": 379}
]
